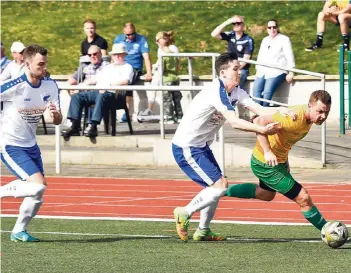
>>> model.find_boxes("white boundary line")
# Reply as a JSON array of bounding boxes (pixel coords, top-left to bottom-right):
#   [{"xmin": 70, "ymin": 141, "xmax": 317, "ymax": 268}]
[
  {"xmin": 1, "ymin": 175, "xmax": 351, "ymax": 185},
  {"xmin": 0, "ymin": 230, "xmax": 349, "ymax": 244},
  {"xmin": 1, "ymin": 214, "xmax": 351, "ymax": 227}
]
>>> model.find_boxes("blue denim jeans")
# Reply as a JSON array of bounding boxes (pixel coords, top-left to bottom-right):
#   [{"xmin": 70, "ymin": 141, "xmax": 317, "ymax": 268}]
[
  {"xmin": 67, "ymin": 91, "xmax": 114, "ymax": 124},
  {"xmin": 253, "ymin": 73, "xmax": 287, "ymax": 107}
]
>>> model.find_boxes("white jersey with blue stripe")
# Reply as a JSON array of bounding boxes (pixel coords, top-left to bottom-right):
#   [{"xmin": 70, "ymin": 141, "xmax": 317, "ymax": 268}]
[
  {"xmin": 172, "ymin": 78, "xmax": 255, "ymax": 148},
  {"xmin": 0, "ymin": 73, "xmax": 60, "ymax": 147}
]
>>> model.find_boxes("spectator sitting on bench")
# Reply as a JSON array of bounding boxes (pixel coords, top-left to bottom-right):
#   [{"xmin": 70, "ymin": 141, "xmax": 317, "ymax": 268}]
[
  {"xmin": 62, "ymin": 43, "xmax": 133, "ymax": 139},
  {"xmin": 63, "ymin": 45, "xmax": 109, "ymax": 134}
]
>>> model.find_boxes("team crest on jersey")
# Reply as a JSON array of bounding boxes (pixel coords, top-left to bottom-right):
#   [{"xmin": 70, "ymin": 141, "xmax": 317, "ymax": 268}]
[
  {"xmin": 231, "ymin": 99, "xmax": 238, "ymax": 106},
  {"xmin": 236, "ymin": 45, "xmax": 243, "ymax": 52},
  {"xmin": 133, "ymin": 44, "xmax": 140, "ymax": 50},
  {"xmin": 42, "ymin": 94, "xmax": 51, "ymax": 102}
]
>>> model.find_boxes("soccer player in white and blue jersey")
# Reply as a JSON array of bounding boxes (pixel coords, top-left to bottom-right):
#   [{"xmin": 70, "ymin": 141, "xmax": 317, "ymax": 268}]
[
  {"xmin": 172, "ymin": 52, "xmax": 295, "ymax": 242},
  {"xmin": 0, "ymin": 44, "xmax": 62, "ymax": 242}
]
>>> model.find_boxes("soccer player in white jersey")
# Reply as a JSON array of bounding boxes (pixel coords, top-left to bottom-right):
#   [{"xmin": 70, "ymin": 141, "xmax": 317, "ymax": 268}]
[
  {"xmin": 0, "ymin": 44, "xmax": 62, "ymax": 242},
  {"xmin": 172, "ymin": 52, "xmax": 296, "ymax": 242}
]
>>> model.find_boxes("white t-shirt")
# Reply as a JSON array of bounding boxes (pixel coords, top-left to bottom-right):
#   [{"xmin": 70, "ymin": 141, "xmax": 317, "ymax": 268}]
[
  {"xmin": 0, "ymin": 73, "xmax": 60, "ymax": 147},
  {"xmin": 255, "ymin": 33, "xmax": 295, "ymax": 79},
  {"xmin": 172, "ymin": 78, "xmax": 255, "ymax": 148},
  {"xmin": 0, "ymin": 61, "xmax": 25, "ymax": 82},
  {"xmin": 96, "ymin": 62, "xmax": 134, "ymax": 90},
  {"xmin": 154, "ymin": 44, "xmax": 179, "ymax": 72}
]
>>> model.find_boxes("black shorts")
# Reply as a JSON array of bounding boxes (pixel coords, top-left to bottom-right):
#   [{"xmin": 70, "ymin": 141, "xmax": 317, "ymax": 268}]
[
  {"xmin": 126, "ymin": 69, "xmax": 143, "ymax": 97},
  {"xmin": 259, "ymin": 179, "xmax": 302, "ymax": 200}
]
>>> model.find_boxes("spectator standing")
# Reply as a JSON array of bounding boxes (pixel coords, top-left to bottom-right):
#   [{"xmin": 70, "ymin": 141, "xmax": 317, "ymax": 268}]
[
  {"xmin": 139, "ymin": 31, "xmax": 182, "ymax": 124},
  {"xmin": 81, "ymin": 19, "xmax": 108, "ymax": 56},
  {"xmin": 0, "ymin": 41, "xmax": 25, "ymax": 82},
  {"xmin": 305, "ymin": 0, "xmax": 351, "ymax": 51},
  {"xmin": 113, "ymin": 22, "xmax": 152, "ymax": 121},
  {"xmin": 253, "ymin": 19, "xmax": 295, "ymax": 107},
  {"xmin": 211, "ymin": 15, "xmax": 254, "ymax": 88},
  {"xmin": 0, "ymin": 41, "xmax": 11, "ymax": 73}
]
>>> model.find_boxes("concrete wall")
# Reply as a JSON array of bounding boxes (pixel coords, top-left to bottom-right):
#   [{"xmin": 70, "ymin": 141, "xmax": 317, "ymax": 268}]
[{"xmin": 53, "ymin": 75, "xmax": 348, "ymax": 125}]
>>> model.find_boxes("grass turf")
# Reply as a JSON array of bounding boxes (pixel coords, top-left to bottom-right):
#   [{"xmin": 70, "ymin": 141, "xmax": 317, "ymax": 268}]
[
  {"xmin": 1, "ymin": 217, "xmax": 350, "ymax": 273},
  {"xmin": 1, "ymin": 1, "xmax": 344, "ymax": 75}
]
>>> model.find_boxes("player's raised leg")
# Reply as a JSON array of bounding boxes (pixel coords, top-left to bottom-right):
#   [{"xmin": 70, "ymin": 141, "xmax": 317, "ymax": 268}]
[{"xmin": 172, "ymin": 144, "xmax": 227, "ymax": 242}]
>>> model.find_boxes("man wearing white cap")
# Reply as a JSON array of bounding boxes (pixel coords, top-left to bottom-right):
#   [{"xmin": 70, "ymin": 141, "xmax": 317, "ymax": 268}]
[
  {"xmin": 62, "ymin": 43, "xmax": 133, "ymax": 138},
  {"xmin": 0, "ymin": 41, "xmax": 26, "ymax": 82}
]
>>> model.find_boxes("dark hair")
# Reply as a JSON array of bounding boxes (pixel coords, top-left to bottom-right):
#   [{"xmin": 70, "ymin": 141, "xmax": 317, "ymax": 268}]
[
  {"xmin": 268, "ymin": 19, "xmax": 278, "ymax": 27},
  {"xmin": 215, "ymin": 52, "xmax": 238, "ymax": 75},
  {"xmin": 165, "ymin": 31, "xmax": 175, "ymax": 45},
  {"xmin": 22, "ymin": 44, "xmax": 47, "ymax": 61},
  {"xmin": 309, "ymin": 90, "xmax": 332, "ymax": 105},
  {"xmin": 84, "ymin": 19, "xmax": 96, "ymax": 28}
]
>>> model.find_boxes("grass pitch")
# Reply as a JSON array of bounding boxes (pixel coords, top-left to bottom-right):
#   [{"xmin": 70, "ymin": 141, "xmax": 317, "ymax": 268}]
[
  {"xmin": 1, "ymin": 217, "xmax": 350, "ymax": 273},
  {"xmin": 1, "ymin": 1, "xmax": 343, "ymax": 75}
]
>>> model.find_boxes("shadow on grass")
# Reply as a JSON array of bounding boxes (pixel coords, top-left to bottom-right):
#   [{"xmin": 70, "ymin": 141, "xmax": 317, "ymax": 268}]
[{"xmin": 41, "ymin": 236, "xmax": 173, "ymax": 243}]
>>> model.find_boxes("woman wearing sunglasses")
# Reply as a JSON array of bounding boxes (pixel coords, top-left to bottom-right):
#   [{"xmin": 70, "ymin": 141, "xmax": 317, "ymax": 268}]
[{"xmin": 253, "ymin": 19, "xmax": 295, "ymax": 107}]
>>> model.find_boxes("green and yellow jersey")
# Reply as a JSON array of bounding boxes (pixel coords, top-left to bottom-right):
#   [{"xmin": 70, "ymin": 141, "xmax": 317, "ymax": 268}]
[
  {"xmin": 253, "ymin": 104, "xmax": 312, "ymax": 164},
  {"xmin": 327, "ymin": 0, "xmax": 350, "ymax": 10}
]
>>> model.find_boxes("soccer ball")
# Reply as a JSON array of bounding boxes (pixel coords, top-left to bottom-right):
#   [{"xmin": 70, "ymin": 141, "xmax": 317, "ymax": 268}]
[{"xmin": 321, "ymin": 221, "xmax": 349, "ymax": 248}]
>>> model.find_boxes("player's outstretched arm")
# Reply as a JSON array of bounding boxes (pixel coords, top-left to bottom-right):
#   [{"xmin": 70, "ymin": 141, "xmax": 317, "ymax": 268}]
[
  {"xmin": 246, "ymin": 103, "xmax": 297, "ymax": 121},
  {"xmin": 222, "ymin": 111, "xmax": 279, "ymax": 135},
  {"xmin": 253, "ymin": 115, "xmax": 279, "ymax": 166}
]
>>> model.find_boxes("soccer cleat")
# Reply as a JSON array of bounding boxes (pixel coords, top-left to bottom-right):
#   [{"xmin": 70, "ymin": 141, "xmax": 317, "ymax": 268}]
[
  {"xmin": 305, "ymin": 43, "xmax": 322, "ymax": 52},
  {"xmin": 10, "ymin": 231, "xmax": 40, "ymax": 242},
  {"xmin": 192, "ymin": 228, "xmax": 227, "ymax": 241},
  {"xmin": 173, "ymin": 207, "xmax": 190, "ymax": 242}
]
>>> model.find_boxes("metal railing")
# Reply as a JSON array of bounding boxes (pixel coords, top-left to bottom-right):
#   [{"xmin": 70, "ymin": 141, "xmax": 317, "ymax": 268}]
[
  {"xmin": 55, "ymin": 53, "xmax": 327, "ymax": 174},
  {"xmin": 339, "ymin": 44, "xmax": 351, "ymax": 134},
  {"xmin": 238, "ymin": 58, "xmax": 326, "ymax": 166}
]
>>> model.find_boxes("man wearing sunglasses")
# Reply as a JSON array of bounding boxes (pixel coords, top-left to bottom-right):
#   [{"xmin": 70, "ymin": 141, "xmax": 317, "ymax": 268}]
[
  {"xmin": 211, "ymin": 15, "xmax": 254, "ymax": 89},
  {"xmin": 0, "ymin": 41, "xmax": 25, "ymax": 82},
  {"xmin": 113, "ymin": 22, "xmax": 153, "ymax": 122},
  {"xmin": 62, "ymin": 45, "xmax": 109, "ymax": 138}
]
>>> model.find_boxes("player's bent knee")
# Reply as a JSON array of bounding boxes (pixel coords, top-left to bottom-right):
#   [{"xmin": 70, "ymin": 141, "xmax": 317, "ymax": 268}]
[
  {"xmin": 212, "ymin": 176, "xmax": 228, "ymax": 189},
  {"xmin": 256, "ymin": 187, "xmax": 276, "ymax": 201},
  {"xmin": 293, "ymin": 187, "xmax": 312, "ymax": 208}
]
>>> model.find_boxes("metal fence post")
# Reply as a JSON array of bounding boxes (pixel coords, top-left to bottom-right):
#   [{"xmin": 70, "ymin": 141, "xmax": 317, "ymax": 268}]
[
  {"xmin": 160, "ymin": 56, "xmax": 165, "ymax": 139},
  {"xmin": 339, "ymin": 45, "xmax": 345, "ymax": 134},
  {"xmin": 348, "ymin": 51, "xmax": 351, "ymax": 128},
  {"xmin": 55, "ymin": 125, "xmax": 61, "ymax": 174}
]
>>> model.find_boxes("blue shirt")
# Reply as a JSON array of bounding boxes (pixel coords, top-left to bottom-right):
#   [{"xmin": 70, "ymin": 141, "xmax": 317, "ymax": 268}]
[
  {"xmin": 113, "ymin": 33, "xmax": 150, "ymax": 71},
  {"xmin": 220, "ymin": 32, "xmax": 254, "ymax": 70},
  {"xmin": 0, "ymin": 56, "xmax": 11, "ymax": 73}
]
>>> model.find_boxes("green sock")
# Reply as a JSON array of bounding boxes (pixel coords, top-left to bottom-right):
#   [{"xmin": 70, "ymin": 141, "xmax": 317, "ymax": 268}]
[
  {"xmin": 225, "ymin": 183, "xmax": 256, "ymax": 198},
  {"xmin": 302, "ymin": 205, "xmax": 327, "ymax": 231}
]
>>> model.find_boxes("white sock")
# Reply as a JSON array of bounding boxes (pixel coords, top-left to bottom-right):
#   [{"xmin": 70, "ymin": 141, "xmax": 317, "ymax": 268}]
[
  {"xmin": 0, "ymin": 180, "xmax": 46, "ymax": 198},
  {"xmin": 185, "ymin": 187, "xmax": 226, "ymax": 217},
  {"xmin": 12, "ymin": 191, "xmax": 44, "ymax": 234},
  {"xmin": 199, "ymin": 199, "xmax": 219, "ymax": 230}
]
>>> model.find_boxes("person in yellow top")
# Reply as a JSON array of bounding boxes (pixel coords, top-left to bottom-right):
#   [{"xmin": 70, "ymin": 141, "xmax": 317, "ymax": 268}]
[
  {"xmin": 306, "ymin": 0, "xmax": 351, "ymax": 51},
  {"xmin": 226, "ymin": 90, "xmax": 331, "ymax": 232}
]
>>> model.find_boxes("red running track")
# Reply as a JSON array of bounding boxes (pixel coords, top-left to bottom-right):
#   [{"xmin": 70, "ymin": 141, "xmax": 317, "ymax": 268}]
[{"xmin": 1, "ymin": 176, "xmax": 351, "ymax": 224}]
